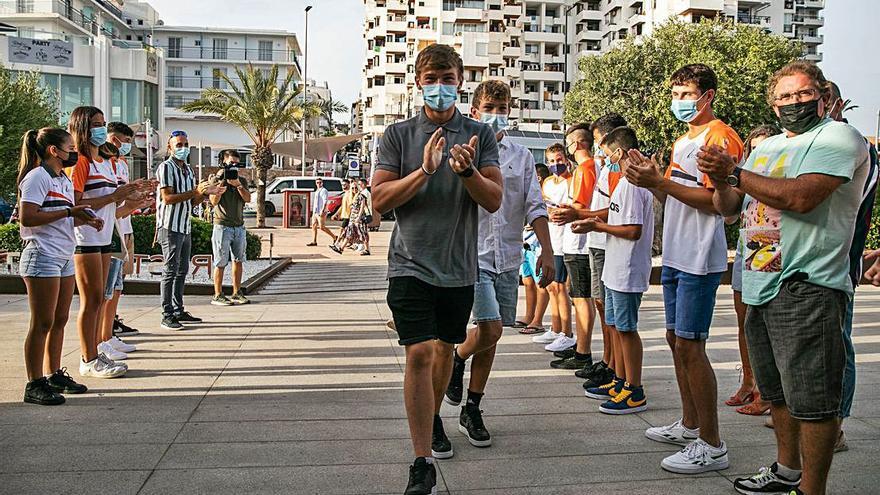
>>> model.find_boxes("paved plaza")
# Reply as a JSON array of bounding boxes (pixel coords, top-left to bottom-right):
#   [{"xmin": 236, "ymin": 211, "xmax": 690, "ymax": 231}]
[{"xmin": 1, "ymin": 229, "xmax": 879, "ymax": 494}]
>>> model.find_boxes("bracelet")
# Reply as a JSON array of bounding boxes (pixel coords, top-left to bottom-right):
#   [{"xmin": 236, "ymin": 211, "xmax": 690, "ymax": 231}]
[
  {"xmin": 66, "ymin": 207, "xmax": 72, "ymax": 218},
  {"xmin": 421, "ymin": 165, "xmax": 436, "ymax": 176}
]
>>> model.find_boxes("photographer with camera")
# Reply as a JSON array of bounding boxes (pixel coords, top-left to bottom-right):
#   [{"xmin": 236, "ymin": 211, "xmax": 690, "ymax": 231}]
[{"xmin": 208, "ymin": 150, "xmax": 251, "ymax": 306}]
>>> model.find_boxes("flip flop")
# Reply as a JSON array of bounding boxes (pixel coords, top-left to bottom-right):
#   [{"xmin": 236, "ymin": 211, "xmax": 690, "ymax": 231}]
[
  {"xmin": 306, "ymin": 242, "xmax": 317, "ymax": 247},
  {"xmin": 725, "ymin": 390, "xmax": 756, "ymax": 407},
  {"xmin": 737, "ymin": 399, "xmax": 771, "ymax": 416},
  {"xmin": 519, "ymin": 326, "xmax": 544, "ymax": 335},
  {"xmin": 512, "ymin": 320, "xmax": 529, "ymax": 329}
]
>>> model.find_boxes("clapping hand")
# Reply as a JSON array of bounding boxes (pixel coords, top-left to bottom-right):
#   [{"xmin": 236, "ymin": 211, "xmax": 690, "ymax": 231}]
[
  {"xmin": 570, "ymin": 217, "xmax": 601, "ymax": 234},
  {"xmin": 864, "ymin": 250, "xmax": 880, "ymax": 287},
  {"xmin": 549, "ymin": 205, "xmax": 579, "ymax": 225},
  {"xmin": 423, "ymin": 128, "xmax": 445, "ymax": 174},
  {"xmin": 70, "ymin": 205, "xmax": 104, "ymax": 231},
  {"xmin": 624, "ymin": 150, "xmax": 664, "ymax": 188},
  {"xmin": 696, "ymin": 144, "xmax": 737, "ymax": 185},
  {"xmin": 449, "ymin": 135, "xmax": 478, "ymax": 175},
  {"xmin": 197, "ymin": 181, "xmax": 224, "ymax": 196}
]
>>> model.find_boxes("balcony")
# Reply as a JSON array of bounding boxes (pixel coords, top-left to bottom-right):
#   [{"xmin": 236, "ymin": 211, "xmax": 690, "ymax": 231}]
[
  {"xmin": 522, "ymin": 69, "xmax": 564, "ymax": 82},
  {"xmin": 385, "ymin": 41, "xmax": 408, "ymax": 52},
  {"xmin": 504, "ymin": 66, "xmax": 521, "ymax": 78},
  {"xmin": 503, "ymin": 3, "xmax": 521, "ymax": 16},
  {"xmin": 386, "ymin": 20, "xmax": 408, "ymax": 32},
  {"xmin": 804, "ymin": 51, "xmax": 822, "ymax": 62},
  {"xmin": 0, "ymin": 0, "xmax": 120, "ymax": 38},
  {"xmin": 166, "ymin": 75, "xmax": 280, "ymax": 91},
  {"xmin": 160, "ymin": 45, "xmax": 300, "ymax": 65},
  {"xmin": 671, "ymin": 0, "xmax": 724, "ymax": 15},
  {"xmin": 456, "ymin": 7, "xmax": 484, "ymax": 21},
  {"xmin": 503, "ymin": 45, "xmax": 521, "ymax": 57},
  {"xmin": 729, "ymin": 14, "xmax": 771, "ymax": 26},
  {"xmin": 523, "ymin": 28, "xmax": 564, "ymax": 43},
  {"xmin": 386, "ymin": 0, "xmax": 408, "ymax": 11},
  {"xmin": 797, "ymin": 33, "xmax": 823, "ymax": 44},
  {"xmin": 802, "ymin": 0, "xmax": 824, "ymax": 7},
  {"xmin": 577, "ymin": 28, "xmax": 603, "ymax": 42},
  {"xmin": 385, "ymin": 62, "xmax": 407, "ymax": 73},
  {"xmin": 576, "ymin": 7, "xmax": 602, "ymax": 23},
  {"xmin": 794, "ymin": 14, "xmax": 824, "ymax": 26}
]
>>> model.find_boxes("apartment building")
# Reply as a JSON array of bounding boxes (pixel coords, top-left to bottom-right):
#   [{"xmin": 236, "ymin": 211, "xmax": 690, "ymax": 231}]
[
  {"xmin": 360, "ymin": 0, "xmax": 825, "ymax": 136},
  {"xmin": 151, "ymin": 24, "xmax": 303, "ymax": 161}
]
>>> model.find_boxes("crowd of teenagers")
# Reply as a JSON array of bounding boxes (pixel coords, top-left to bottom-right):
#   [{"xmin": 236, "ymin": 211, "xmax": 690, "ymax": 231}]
[
  {"xmin": 374, "ymin": 44, "xmax": 880, "ymax": 495},
  {"xmin": 17, "ymin": 106, "xmax": 255, "ymax": 406}
]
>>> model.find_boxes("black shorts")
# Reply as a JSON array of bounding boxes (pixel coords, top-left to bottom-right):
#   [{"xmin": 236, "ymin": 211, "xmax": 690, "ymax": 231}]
[
  {"xmin": 75, "ymin": 244, "xmax": 113, "ymax": 254},
  {"xmin": 386, "ymin": 276, "xmax": 474, "ymax": 346},
  {"xmin": 341, "ymin": 218, "xmax": 350, "ymax": 229},
  {"xmin": 564, "ymin": 254, "xmax": 591, "ymax": 299}
]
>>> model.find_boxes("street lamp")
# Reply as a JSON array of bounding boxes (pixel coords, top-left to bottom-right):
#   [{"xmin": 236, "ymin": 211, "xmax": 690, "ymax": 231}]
[
  {"xmin": 302, "ymin": 5, "xmax": 313, "ymax": 176},
  {"xmin": 562, "ymin": 2, "xmax": 578, "ymax": 136}
]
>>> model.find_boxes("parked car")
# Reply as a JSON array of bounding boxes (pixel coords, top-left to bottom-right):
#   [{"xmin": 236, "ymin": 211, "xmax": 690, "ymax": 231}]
[
  {"xmin": 246, "ymin": 176, "xmax": 344, "ymax": 217},
  {"xmin": 0, "ymin": 197, "xmax": 14, "ymax": 224}
]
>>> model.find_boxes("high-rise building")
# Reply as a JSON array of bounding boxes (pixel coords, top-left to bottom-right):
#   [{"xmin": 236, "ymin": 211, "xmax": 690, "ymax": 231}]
[{"xmin": 359, "ymin": 0, "xmax": 825, "ymax": 136}]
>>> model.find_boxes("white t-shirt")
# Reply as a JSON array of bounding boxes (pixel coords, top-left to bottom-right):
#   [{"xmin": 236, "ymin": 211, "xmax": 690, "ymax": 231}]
[
  {"xmin": 113, "ymin": 157, "xmax": 134, "ymax": 235},
  {"xmin": 19, "ymin": 166, "xmax": 76, "ymax": 259},
  {"xmin": 586, "ymin": 163, "xmax": 621, "ymax": 250},
  {"xmin": 662, "ymin": 120, "xmax": 743, "ymax": 275},
  {"xmin": 602, "ymin": 177, "xmax": 655, "ymax": 293},
  {"xmin": 312, "ymin": 187, "xmax": 328, "ymax": 214},
  {"xmin": 542, "ymin": 176, "xmax": 568, "ymax": 256},
  {"xmin": 71, "ymin": 155, "xmax": 118, "ymax": 247}
]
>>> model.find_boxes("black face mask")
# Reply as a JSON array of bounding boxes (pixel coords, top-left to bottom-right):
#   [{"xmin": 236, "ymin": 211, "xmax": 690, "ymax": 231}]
[
  {"xmin": 778, "ymin": 99, "xmax": 823, "ymax": 134},
  {"xmin": 61, "ymin": 150, "xmax": 79, "ymax": 167}
]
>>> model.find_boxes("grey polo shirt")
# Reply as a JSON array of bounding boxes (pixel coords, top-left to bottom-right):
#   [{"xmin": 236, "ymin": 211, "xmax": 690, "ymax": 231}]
[{"xmin": 376, "ymin": 108, "xmax": 501, "ymax": 287}]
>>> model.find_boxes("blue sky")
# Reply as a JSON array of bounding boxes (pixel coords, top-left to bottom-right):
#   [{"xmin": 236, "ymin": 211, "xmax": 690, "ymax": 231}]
[{"xmin": 149, "ymin": 0, "xmax": 877, "ymax": 136}]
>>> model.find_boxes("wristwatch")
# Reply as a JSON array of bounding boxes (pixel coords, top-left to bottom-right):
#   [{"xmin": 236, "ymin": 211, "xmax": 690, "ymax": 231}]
[
  {"xmin": 725, "ymin": 167, "xmax": 743, "ymax": 187},
  {"xmin": 457, "ymin": 166, "xmax": 475, "ymax": 178}
]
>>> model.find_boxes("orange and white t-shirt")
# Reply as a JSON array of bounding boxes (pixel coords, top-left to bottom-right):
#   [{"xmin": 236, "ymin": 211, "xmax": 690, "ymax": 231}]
[
  {"xmin": 112, "ymin": 157, "xmax": 134, "ymax": 236},
  {"xmin": 562, "ymin": 158, "xmax": 597, "ymax": 255},
  {"xmin": 70, "ymin": 155, "xmax": 118, "ymax": 247},
  {"xmin": 542, "ymin": 174, "xmax": 569, "ymax": 256},
  {"xmin": 663, "ymin": 119, "xmax": 743, "ymax": 275}
]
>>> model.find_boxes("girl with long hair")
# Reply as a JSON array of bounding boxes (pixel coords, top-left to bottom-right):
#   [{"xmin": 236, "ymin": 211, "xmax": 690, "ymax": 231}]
[
  {"xmin": 67, "ymin": 106, "xmax": 139, "ymax": 378},
  {"xmin": 17, "ymin": 127, "xmax": 104, "ymax": 405}
]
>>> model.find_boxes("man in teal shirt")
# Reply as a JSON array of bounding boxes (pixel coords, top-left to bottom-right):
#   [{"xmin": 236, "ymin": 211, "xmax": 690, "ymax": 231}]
[{"xmin": 697, "ymin": 61, "xmax": 869, "ymax": 495}]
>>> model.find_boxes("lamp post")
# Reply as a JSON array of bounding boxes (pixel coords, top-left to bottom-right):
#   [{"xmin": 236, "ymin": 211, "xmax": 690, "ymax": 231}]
[
  {"xmin": 563, "ymin": 2, "xmax": 578, "ymax": 135},
  {"xmin": 302, "ymin": 5, "xmax": 313, "ymax": 176}
]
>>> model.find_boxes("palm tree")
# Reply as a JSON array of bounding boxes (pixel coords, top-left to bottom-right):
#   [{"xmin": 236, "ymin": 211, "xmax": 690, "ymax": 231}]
[
  {"xmin": 318, "ymin": 97, "xmax": 349, "ymax": 135},
  {"xmin": 182, "ymin": 65, "xmax": 318, "ymax": 228},
  {"xmin": 842, "ymin": 98, "xmax": 859, "ymax": 114}
]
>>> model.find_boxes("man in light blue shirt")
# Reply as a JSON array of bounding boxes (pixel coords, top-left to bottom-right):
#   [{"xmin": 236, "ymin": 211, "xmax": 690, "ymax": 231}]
[
  {"xmin": 443, "ymin": 80, "xmax": 554, "ymax": 449},
  {"xmin": 307, "ymin": 177, "xmax": 336, "ymax": 246}
]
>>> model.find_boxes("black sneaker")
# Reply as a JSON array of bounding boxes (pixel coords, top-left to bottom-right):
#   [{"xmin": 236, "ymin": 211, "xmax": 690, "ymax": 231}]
[
  {"xmin": 161, "ymin": 315, "xmax": 184, "ymax": 331},
  {"xmin": 444, "ymin": 352, "xmax": 466, "ymax": 406},
  {"xmin": 113, "ymin": 316, "xmax": 139, "ymax": 337},
  {"xmin": 550, "ymin": 355, "xmax": 592, "ymax": 370},
  {"xmin": 575, "ymin": 360, "xmax": 608, "ymax": 380},
  {"xmin": 459, "ymin": 404, "xmax": 491, "ymax": 447},
  {"xmin": 47, "ymin": 368, "xmax": 88, "ymax": 394},
  {"xmin": 404, "ymin": 457, "xmax": 437, "ymax": 495},
  {"xmin": 553, "ymin": 347, "xmax": 576, "ymax": 359},
  {"xmin": 582, "ymin": 367, "xmax": 616, "ymax": 390},
  {"xmin": 23, "ymin": 377, "xmax": 65, "ymax": 406},
  {"xmin": 733, "ymin": 463, "xmax": 801, "ymax": 495},
  {"xmin": 431, "ymin": 415, "xmax": 453, "ymax": 459},
  {"xmin": 175, "ymin": 311, "xmax": 202, "ymax": 324}
]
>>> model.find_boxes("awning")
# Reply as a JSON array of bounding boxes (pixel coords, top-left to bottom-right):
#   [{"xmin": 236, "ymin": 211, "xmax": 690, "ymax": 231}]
[{"xmin": 269, "ymin": 133, "xmax": 367, "ymax": 162}]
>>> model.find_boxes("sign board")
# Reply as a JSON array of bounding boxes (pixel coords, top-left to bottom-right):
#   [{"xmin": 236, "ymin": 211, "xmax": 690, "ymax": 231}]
[
  {"xmin": 8, "ymin": 36, "xmax": 73, "ymax": 68},
  {"xmin": 347, "ymin": 158, "xmax": 361, "ymax": 178},
  {"xmin": 146, "ymin": 51, "xmax": 158, "ymax": 77}
]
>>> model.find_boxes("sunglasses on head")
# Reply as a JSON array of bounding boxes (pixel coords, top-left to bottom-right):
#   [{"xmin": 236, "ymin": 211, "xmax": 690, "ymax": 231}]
[{"xmin": 170, "ymin": 130, "xmax": 188, "ymax": 138}]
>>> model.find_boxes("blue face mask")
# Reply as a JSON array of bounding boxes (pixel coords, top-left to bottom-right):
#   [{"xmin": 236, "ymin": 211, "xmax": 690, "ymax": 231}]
[
  {"xmin": 173, "ymin": 147, "xmax": 190, "ymax": 161},
  {"xmin": 479, "ymin": 112, "xmax": 509, "ymax": 133},
  {"xmin": 118, "ymin": 143, "xmax": 132, "ymax": 156},
  {"xmin": 670, "ymin": 91, "xmax": 709, "ymax": 123},
  {"xmin": 422, "ymin": 84, "xmax": 458, "ymax": 112},
  {"xmin": 90, "ymin": 126, "xmax": 108, "ymax": 146}
]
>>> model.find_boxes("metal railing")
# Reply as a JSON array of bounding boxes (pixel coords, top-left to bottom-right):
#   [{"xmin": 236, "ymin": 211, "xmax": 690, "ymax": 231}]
[
  {"xmin": 0, "ymin": 0, "xmax": 120, "ymax": 38},
  {"xmin": 726, "ymin": 14, "xmax": 771, "ymax": 24},
  {"xmin": 157, "ymin": 45, "xmax": 299, "ymax": 64}
]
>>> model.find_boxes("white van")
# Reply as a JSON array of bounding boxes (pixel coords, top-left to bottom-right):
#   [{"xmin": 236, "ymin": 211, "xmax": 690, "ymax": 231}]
[{"xmin": 247, "ymin": 176, "xmax": 344, "ymax": 216}]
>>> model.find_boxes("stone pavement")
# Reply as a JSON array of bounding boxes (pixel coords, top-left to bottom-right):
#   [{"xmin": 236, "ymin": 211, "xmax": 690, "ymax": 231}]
[{"xmin": 1, "ymin": 228, "xmax": 879, "ymax": 494}]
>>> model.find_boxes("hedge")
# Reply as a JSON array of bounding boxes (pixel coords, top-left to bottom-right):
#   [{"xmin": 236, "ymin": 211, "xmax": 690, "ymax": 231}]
[{"xmin": 0, "ymin": 215, "xmax": 262, "ymax": 260}]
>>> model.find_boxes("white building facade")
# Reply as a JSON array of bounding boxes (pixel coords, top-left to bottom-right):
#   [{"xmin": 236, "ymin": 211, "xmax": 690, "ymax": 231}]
[{"xmin": 360, "ymin": 0, "xmax": 825, "ymax": 136}]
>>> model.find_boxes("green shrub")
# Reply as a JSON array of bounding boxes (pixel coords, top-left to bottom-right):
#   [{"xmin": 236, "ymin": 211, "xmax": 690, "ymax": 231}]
[
  {"xmin": 2, "ymin": 215, "xmax": 263, "ymax": 259},
  {"xmin": 867, "ymin": 199, "xmax": 880, "ymax": 251}
]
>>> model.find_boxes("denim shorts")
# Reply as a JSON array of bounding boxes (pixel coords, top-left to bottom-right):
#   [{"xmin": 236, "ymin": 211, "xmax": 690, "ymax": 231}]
[
  {"xmin": 19, "ymin": 245, "xmax": 74, "ymax": 278},
  {"xmin": 553, "ymin": 255, "xmax": 568, "ymax": 284},
  {"xmin": 212, "ymin": 225, "xmax": 247, "ymax": 268},
  {"xmin": 604, "ymin": 287, "xmax": 643, "ymax": 332},
  {"xmin": 731, "ymin": 252, "xmax": 743, "ymax": 293},
  {"xmin": 473, "ymin": 268, "xmax": 519, "ymax": 326},
  {"xmin": 745, "ymin": 280, "xmax": 846, "ymax": 420},
  {"xmin": 661, "ymin": 266, "xmax": 723, "ymax": 340}
]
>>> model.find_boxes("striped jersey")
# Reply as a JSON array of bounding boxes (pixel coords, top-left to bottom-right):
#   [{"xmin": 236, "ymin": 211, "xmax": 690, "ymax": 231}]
[
  {"xmin": 19, "ymin": 165, "xmax": 76, "ymax": 259},
  {"xmin": 156, "ymin": 157, "xmax": 195, "ymax": 234},
  {"xmin": 71, "ymin": 155, "xmax": 118, "ymax": 247},
  {"xmin": 112, "ymin": 157, "xmax": 134, "ymax": 235}
]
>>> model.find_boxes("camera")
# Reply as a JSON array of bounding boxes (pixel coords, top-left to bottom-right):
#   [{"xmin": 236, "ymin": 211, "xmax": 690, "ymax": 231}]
[{"xmin": 222, "ymin": 165, "xmax": 239, "ymax": 181}]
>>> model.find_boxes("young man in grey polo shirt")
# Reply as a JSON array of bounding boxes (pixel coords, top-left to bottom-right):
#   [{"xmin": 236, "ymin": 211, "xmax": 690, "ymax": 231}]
[{"xmin": 372, "ymin": 44, "xmax": 502, "ymax": 495}]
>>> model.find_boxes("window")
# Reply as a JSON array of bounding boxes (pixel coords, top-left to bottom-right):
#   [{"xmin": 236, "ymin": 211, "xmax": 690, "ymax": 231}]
[
  {"xmin": 271, "ymin": 180, "xmax": 294, "ymax": 194},
  {"xmin": 476, "ymin": 42, "xmax": 488, "ymax": 56},
  {"xmin": 194, "ymin": 39, "xmax": 201, "ymax": 46},
  {"xmin": 58, "ymin": 75, "xmax": 93, "ymax": 123},
  {"xmin": 144, "ymin": 82, "xmax": 158, "ymax": 123},
  {"xmin": 138, "ymin": 19, "xmax": 144, "ymax": 26},
  {"xmin": 167, "ymin": 66, "xmax": 183, "ymax": 88},
  {"xmin": 442, "ymin": 0, "xmax": 484, "ymax": 10},
  {"xmin": 16, "ymin": 1, "xmax": 35, "ymax": 13},
  {"xmin": 442, "ymin": 22, "xmax": 487, "ymax": 35},
  {"xmin": 258, "ymin": 40, "xmax": 273, "ymax": 61},
  {"xmin": 213, "ymin": 68, "xmax": 227, "ymax": 89},
  {"xmin": 194, "ymin": 69, "xmax": 201, "ymax": 76},
  {"xmin": 296, "ymin": 179, "xmax": 317, "ymax": 190},
  {"xmin": 525, "ymin": 44, "xmax": 538, "ymax": 54},
  {"xmin": 111, "ymin": 79, "xmax": 143, "ymax": 123},
  {"xmin": 460, "ymin": 93, "xmax": 469, "ymax": 103},
  {"xmin": 213, "ymin": 38, "xmax": 228, "ymax": 59},
  {"xmin": 167, "ymin": 37, "xmax": 181, "ymax": 58}
]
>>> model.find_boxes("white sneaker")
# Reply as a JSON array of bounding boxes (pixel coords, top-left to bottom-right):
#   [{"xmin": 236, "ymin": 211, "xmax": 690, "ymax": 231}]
[
  {"xmin": 99, "ymin": 353, "xmax": 128, "ymax": 372},
  {"xmin": 645, "ymin": 419, "xmax": 700, "ymax": 446},
  {"xmin": 97, "ymin": 341, "xmax": 128, "ymax": 361},
  {"xmin": 661, "ymin": 438, "xmax": 729, "ymax": 474},
  {"xmin": 532, "ymin": 330, "xmax": 559, "ymax": 344},
  {"xmin": 545, "ymin": 334, "xmax": 576, "ymax": 352},
  {"xmin": 107, "ymin": 336, "xmax": 136, "ymax": 353},
  {"xmin": 79, "ymin": 355, "xmax": 127, "ymax": 378}
]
